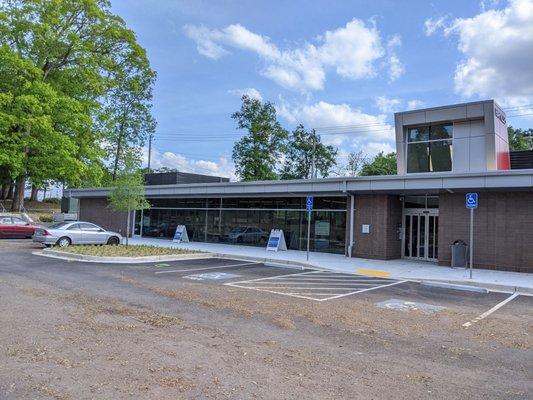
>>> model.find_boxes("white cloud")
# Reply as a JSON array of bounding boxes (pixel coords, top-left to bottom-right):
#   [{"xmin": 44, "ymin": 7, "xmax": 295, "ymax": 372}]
[
  {"xmin": 143, "ymin": 147, "xmax": 236, "ymax": 181},
  {"xmin": 385, "ymin": 35, "xmax": 405, "ymax": 81},
  {"xmin": 424, "ymin": 16, "xmax": 449, "ymax": 36},
  {"xmin": 375, "ymin": 96, "xmax": 401, "ymax": 113},
  {"xmin": 277, "ymin": 99, "xmax": 395, "ymax": 160},
  {"xmin": 228, "ymin": 87, "xmax": 263, "ymax": 101},
  {"xmin": 364, "ymin": 141, "xmax": 395, "ymax": 156},
  {"xmin": 480, "ymin": 0, "xmax": 501, "ymax": 11},
  {"xmin": 374, "ymin": 97, "xmax": 425, "ymax": 113},
  {"xmin": 429, "ymin": 0, "xmax": 533, "ymax": 106},
  {"xmin": 407, "ymin": 99, "xmax": 425, "ymax": 110},
  {"xmin": 185, "ymin": 19, "xmax": 403, "ymax": 91}
]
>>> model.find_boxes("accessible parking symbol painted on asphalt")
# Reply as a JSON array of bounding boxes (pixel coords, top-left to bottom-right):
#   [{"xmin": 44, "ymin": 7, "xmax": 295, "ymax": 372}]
[
  {"xmin": 376, "ymin": 298, "xmax": 446, "ymax": 314},
  {"xmin": 184, "ymin": 272, "xmax": 242, "ymax": 281}
]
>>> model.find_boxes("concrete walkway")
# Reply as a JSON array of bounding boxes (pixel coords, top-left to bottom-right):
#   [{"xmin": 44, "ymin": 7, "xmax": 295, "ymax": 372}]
[{"xmin": 129, "ymin": 237, "xmax": 533, "ymax": 292}]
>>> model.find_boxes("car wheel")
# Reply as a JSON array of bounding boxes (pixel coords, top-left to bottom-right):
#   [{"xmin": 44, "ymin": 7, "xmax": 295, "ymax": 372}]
[
  {"xmin": 107, "ymin": 236, "xmax": 120, "ymax": 245},
  {"xmin": 57, "ymin": 237, "xmax": 71, "ymax": 248}
]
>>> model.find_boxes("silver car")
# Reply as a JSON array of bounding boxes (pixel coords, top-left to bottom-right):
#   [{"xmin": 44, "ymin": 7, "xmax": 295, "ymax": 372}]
[{"xmin": 33, "ymin": 221, "xmax": 122, "ymax": 247}]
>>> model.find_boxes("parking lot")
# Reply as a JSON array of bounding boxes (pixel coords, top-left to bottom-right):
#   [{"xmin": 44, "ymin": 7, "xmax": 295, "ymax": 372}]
[{"xmin": 0, "ymin": 241, "xmax": 532, "ymax": 399}]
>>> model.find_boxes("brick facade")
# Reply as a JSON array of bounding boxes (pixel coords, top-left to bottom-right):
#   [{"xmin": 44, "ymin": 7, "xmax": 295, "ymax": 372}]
[
  {"xmin": 351, "ymin": 194, "xmax": 402, "ymax": 260},
  {"xmin": 79, "ymin": 198, "xmax": 132, "ymax": 237},
  {"xmin": 438, "ymin": 191, "xmax": 533, "ymax": 273}
]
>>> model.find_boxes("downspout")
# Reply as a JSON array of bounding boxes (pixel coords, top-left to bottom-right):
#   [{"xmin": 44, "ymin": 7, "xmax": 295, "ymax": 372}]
[
  {"xmin": 342, "ymin": 180, "xmax": 355, "ymax": 258},
  {"xmin": 348, "ymin": 193, "xmax": 355, "ymax": 258}
]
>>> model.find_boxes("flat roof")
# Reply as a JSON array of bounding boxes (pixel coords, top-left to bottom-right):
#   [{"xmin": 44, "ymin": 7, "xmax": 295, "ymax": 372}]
[
  {"xmin": 68, "ymin": 169, "xmax": 533, "ymax": 199},
  {"xmin": 394, "ymin": 99, "xmax": 500, "ymax": 117}
]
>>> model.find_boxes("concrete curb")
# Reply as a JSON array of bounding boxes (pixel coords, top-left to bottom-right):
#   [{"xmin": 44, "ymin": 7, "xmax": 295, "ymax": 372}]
[
  {"xmin": 37, "ymin": 248, "xmax": 215, "ymax": 264},
  {"xmin": 189, "ymin": 253, "xmax": 533, "ymax": 295},
  {"xmin": 35, "ymin": 248, "xmax": 533, "ymax": 295}
]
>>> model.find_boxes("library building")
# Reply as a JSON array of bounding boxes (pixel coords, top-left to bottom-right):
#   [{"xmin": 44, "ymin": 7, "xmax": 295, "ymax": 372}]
[{"xmin": 68, "ymin": 100, "xmax": 533, "ymax": 273}]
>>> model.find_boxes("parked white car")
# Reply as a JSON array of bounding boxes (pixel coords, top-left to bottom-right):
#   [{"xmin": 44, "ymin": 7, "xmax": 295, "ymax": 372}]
[{"xmin": 33, "ymin": 221, "xmax": 122, "ymax": 247}]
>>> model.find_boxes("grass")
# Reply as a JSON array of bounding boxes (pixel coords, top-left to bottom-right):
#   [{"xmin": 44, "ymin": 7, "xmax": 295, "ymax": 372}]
[{"xmin": 54, "ymin": 244, "xmax": 200, "ymax": 257}]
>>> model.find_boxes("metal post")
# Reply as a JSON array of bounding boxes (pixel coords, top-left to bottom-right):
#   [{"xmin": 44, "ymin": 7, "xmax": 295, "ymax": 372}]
[
  {"xmin": 306, "ymin": 210, "xmax": 311, "ymax": 261},
  {"xmin": 348, "ymin": 194, "xmax": 355, "ymax": 258},
  {"xmin": 469, "ymin": 207, "xmax": 474, "ymax": 279}
]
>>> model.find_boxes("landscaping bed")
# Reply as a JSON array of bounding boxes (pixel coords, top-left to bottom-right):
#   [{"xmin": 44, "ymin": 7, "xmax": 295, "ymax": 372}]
[{"xmin": 53, "ymin": 244, "xmax": 201, "ymax": 258}]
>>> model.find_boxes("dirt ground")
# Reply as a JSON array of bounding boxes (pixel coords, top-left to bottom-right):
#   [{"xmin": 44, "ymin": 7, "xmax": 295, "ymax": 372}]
[{"xmin": 0, "ymin": 240, "xmax": 531, "ymax": 399}]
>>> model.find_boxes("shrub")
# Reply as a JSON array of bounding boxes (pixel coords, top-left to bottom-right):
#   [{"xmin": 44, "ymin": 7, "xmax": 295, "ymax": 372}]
[
  {"xmin": 39, "ymin": 214, "xmax": 53, "ymax": 223},
  {"xmin": 43, "ymin": 198, "xmax": 61, "ymax": 204}
]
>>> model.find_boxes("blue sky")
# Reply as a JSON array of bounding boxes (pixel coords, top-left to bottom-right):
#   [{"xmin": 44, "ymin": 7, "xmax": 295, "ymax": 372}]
[{"xmin": 111, "ymin": 0, "xmax": 533, "ymax": 179}]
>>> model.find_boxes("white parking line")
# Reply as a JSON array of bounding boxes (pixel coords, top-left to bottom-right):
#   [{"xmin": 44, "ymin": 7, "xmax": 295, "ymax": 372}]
[
  {"xmin": 155, "ymin": 262, "xmax": 259, "ymax": 274},
  {"xmin": 322, "ymin": 281, "xmax": 408, "ymax": 301},
  {"xmin": 225, "ymin": 270, "xmax": 407, "ymax": 302},
  {"xmin": 462, "ymin": 292, "xmax": 520, "ymax": 327}
]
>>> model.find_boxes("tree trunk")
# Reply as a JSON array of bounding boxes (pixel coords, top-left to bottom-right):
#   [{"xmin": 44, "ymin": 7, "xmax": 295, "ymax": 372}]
[
  {"xmin": 112, "ymin": 123, "xmax": 125, "ymax": 181},
  {"xmin": 1, "ymin": 183, "xmax": 8, "ymax": 200},
  {"xmin": 30, "ymin": 184, "xmax": 39, "ymax": 202},
  {"xmin": 11, "ymin": 176, "xmax": 25, "ymax": 212},
  {"xmin": 7, "ymin": 182, "xmax": 14, "ymax": 200},
  {"xmin": 42, "ymin": 186, "xmax": 47, "ymax": 199}
]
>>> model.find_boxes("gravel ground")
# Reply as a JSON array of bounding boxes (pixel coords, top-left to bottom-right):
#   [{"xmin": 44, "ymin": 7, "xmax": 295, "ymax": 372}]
[{"xmin": 0, "ymin": 240, "xmax": 531, "ymax": 399}]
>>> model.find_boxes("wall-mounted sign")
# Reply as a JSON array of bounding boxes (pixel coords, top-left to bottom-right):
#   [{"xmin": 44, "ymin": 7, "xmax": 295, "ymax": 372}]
[
  {"xmin": 362, "ymin": 224, "xmax": 370, "ymax": 234},
  {"xmin": 495, "ymin": 106, "xmax": 506, "ymax": 125},
  {"xmin": 173, "ymin": 225, "xmax": 189, "ymax": 243},
  {"xmin": 266, "ymin": 229, "xmax": 287, "ymax": 251}
]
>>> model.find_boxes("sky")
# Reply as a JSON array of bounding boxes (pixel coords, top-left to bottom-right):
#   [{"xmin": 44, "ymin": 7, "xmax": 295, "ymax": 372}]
[{"xmin": 110, "ymin": 0, "xmax": 533, "ymax": 180}]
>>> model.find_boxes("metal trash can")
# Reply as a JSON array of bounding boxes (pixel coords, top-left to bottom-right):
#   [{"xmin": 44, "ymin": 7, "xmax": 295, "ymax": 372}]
[{"xmin": 450, "ymin": 240, "xmax": 468, "ymax": 268}]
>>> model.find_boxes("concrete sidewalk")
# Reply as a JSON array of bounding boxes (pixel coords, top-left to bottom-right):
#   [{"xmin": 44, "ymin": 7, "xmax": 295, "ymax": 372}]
[{"xmin": 129, "ymin": 237, "xmax": 533, "ymax": 293}]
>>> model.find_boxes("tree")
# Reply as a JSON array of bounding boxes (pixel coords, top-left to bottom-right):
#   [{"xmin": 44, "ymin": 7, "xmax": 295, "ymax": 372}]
[
  {"xmin": 360, "ymin": 152, "xmax": 397, "ymax": 176},
  {"xmin": 0, "ymin": 0, "xmax": 155, "ymax": 210},
  {"xmin": 232, "ymin": 95, "xmax": 288, "ymax": 181},
  {"xmin": 280, "ymin": 124, "xmax": 337, "ymax": 179},
  {"xmin": 108, "ymin": 168, "xmax": 149, "ymax": 245},
  {"xmin": 342, "ymin": 150, "xmax": 368, "ymax": 177},
  {"xmin": 0, "ymin": 46, "xmax": 88, "ymax": 210},
  {"xmin": 101, "ymin": 55, "xmax": 157, "ymax": 181},
  {"xmin": 508, "ymin": 126, "xmax": 533, "ymax": 151}
]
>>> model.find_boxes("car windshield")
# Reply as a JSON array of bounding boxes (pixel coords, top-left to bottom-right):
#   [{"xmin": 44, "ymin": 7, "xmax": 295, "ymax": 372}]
[
  {"xmin": 48, "ymin": 222, "xmax": 70, "ymax": 229},
  {"xmin": 230, "ymin": 227, "xmax": 247, "ymax": 233}
]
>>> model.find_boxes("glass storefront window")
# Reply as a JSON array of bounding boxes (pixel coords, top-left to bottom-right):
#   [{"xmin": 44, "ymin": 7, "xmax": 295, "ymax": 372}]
[{"xmin": 139, "ymin": 196, "xmax": 347, "ymax": 254}]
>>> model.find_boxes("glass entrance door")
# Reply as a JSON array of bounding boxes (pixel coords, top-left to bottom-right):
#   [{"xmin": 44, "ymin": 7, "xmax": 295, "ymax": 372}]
[{"xmin": 403, "ymin": 210, "xmax": 438, "ymax": 261}]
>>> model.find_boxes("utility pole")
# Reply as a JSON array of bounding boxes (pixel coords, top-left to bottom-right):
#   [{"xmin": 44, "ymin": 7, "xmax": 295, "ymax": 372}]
[{"xmin": 147, "ymin": 133, "xmax": 153, "ymax": 172}]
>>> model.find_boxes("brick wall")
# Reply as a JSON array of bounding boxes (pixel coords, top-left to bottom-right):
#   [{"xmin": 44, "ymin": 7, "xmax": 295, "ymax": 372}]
[
  {"xmin": 79, "ymin": 198, "xmax": 132, "ymax": 237},
  {"xmin": 352, "ymin": 194, "xmax": 402, "ymax": 259},
  {"xmin": 439, "ymin": 191, "xmax": 533, "ymax": 273}
]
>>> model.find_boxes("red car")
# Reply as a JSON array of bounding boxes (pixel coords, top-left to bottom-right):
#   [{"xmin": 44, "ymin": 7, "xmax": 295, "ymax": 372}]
[{"xmin": 0, "ymin": 215, "xmax": 39, "ymax": 238}]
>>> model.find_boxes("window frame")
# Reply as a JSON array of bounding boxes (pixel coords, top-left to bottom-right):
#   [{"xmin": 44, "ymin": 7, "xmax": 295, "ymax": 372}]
[{"xmin": 405, "ymin": 123, "xmax": 454, "ymax": 174}]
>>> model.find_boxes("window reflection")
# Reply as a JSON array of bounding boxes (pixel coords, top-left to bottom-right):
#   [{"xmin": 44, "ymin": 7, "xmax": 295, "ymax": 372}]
[
  {"xmin": 407, "ymin": 123, "xmax": 453, "ymax": 173},
  {"xmin": 140, "ymin": 197, "xmax": 347, "ymax": 254}
]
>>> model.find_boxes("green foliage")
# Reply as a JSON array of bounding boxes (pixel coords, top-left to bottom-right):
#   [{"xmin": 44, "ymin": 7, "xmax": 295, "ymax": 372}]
[
  {"xmin": 39, "ymin": 214, "xmax": 53, "ymax": 222},
  {"xmin": 43, "ymin": 197, "xmax": 61, "ymax": 204},
  {"xmin": 360, "ymin": 152, "xmax": 397, "ymax": 176},
  {"xmin": 508, "ymin": 126, "xmax": 533, "ymax": 151},
  {"xmin": 232, "ymin": 95, "xmax": 288, "ymax": 181},
  {"xmin": 0, "ymin": 0, "xmax": 156, "ymax": 210},
  {"xmin": 108, "ymin": 170, "xmax": 150, "ymax": 213},
  {"xmin": 280, "ymin": 124, "xmax": 337, "ymax": 179}
]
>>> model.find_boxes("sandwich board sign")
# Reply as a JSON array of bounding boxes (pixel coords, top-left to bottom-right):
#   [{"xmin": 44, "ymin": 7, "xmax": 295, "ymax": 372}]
[
  {"xmin": 173, "ymin": 225, "xmax": 189, "ymax": 243},
  {"xmin": 266, "ymin": 229, "xmax": 287, "ymax": 251}
]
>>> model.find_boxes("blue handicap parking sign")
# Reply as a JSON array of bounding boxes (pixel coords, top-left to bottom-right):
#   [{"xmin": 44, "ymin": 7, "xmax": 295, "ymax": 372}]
[
  {"xmin": 466, "ymin": 193, "xmax": 478, "ymax": 209},
  {"xmin": 306, "ymin": 196, "xmax": 314, "ymax": 211}
]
